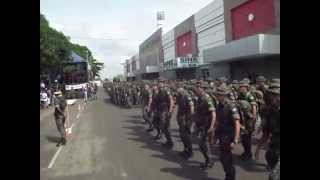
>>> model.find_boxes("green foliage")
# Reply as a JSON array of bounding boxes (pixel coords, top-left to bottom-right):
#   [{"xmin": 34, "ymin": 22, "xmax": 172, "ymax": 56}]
[{"xmin": 40, "ymin": 13, "xmax": 104, "ymax": 79}]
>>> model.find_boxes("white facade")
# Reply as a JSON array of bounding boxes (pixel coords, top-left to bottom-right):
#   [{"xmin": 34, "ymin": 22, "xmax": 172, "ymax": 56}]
[
  {"xmin": 203, "ymin": 34, "xmax": 280, "ymax": 63},
  {"xmin": 162, "ymin": 29, "xmax": 175, "ymax": 63},
  {"xmin": 195, "ymin": 0, "xmax": 226, "ymax": 64}
]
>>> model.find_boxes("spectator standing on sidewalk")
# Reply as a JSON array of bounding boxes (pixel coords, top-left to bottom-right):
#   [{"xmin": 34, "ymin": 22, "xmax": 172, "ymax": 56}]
[{"xmin": 82, "ymin": 85, "xmax": 88, "ymax": 103}]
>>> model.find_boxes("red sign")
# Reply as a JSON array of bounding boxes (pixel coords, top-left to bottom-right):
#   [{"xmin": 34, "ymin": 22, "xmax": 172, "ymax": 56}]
[
  {"xmin": 231, "ymin": 0, "xmax": 276, "ymax": 40},
  {"xmin": 176, "ymin": 31, "xmax": 192, "ymax": 57}
]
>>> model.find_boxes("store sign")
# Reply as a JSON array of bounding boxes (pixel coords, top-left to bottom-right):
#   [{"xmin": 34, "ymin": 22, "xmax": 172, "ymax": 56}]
[
  {"xmin": 163, "ymin": 57, "xmax": 198, "ymax": 70},
  {"xmin": 177, "ymin": 57, "xmax": 198, "ymax": 68}
]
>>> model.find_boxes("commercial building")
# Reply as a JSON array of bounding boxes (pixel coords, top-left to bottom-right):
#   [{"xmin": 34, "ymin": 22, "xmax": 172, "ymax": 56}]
[
  {"xmin": 203, "ymin": 0, "xmax": 280, "ymax": 80},
  {"xmin": 194, "ymin": 0, "xmax": 226, "ymax": 79},
  {"xmin": 138, "ymin": 28, "xmax": 163, "ymax": 80},
  {"xmin": 161, "ymin": 15, "xmax": 198, "ymax": 80},
  {"xmin": 124, "ymin": 0, "xmax": 280, "ymax": 81}
]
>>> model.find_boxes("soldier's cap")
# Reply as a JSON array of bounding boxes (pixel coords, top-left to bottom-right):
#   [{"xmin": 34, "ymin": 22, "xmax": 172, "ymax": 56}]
[
  {"xmin": 232, "ymin": 80, "xmax": 239, "ymax": 84},
  {"xmin": 202, "ymin": 82, "xmax": 210, "ymax": 88},
  {"xmin": 242, "ymin": 78, "xmax": 251, "ymax": 84},
  {"xmin": 269, "ymin": 82, "xmax": 280, "ymax": 89},
  {"xmin": 206, "ymin": 77, "xmax": 214, "ymax": 82},
  {"xmin": 267, "ymin": 87, "xmax": 280, "ymax": 95},
  {"xmin": 195, "ymin": 80, "xmax": 209, "ymax": 88},
  {"xmin": 270, "ymin": 78, "xmax": 280, "ymax": 84},
  {"xmin": 256, "ymin": 76, "xmax": 266, "ymax": 82},
  {"xmin": 215, "ymin": 85, "xmax": 230, "ymax": 95},
  {"xmin": 238, "ymin": 80, "xmax": 250, "ymax": 88},
  {"xmin": 54, "ymin": 91, "xmax": 62, "ymax": 95},
  {"xmin": 158, "ymin": 77, "xmax": 166, "ymax": 82},
  {"xmin": 218, "ymin": 77, "xmax": 228, "ymax": 82}
]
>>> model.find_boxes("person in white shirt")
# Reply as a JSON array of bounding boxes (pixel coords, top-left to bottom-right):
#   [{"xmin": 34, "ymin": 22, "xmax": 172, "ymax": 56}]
[{"xmin": 40, "ymin": 91, "xmax": 49, "ymax": 108}]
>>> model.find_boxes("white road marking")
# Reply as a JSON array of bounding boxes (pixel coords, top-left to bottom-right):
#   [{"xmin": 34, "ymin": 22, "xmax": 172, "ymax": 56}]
[{"xmin": 48, "ymin": 146, "xmax": 63, "ymax": 169}]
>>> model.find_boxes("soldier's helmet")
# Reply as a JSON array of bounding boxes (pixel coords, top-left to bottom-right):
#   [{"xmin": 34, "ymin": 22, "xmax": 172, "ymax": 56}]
[
  {"xmin": 270, "ymin": 78, "xmax": 280, "ymax": 84},
  {"xmin": 267, "ymin": 83, "xmax": 280, "ymax": 95},
  {"xmin": 242, "ymin": 78, "xmax": 251, "ymax": 84},
  {"xmin": 256, "ymin": 76, "xmax": 266, "ymax": 83},
  {"xmin": 218, "ymin": 77, "xmax": 228, "ymax": 83},
  {"xmin": 206, "ymin": 77, "xmax": 214, "ymax": 83},
  {"xmin": 215, "ymin": 85, "xmax": 230, "ymax": 96},
  {"xmin": 238, "ymin": 80, "xmax": 250, "ymax": 88},
  {"xmin": 232, "ymin": 80, "xmax": 239, "ymax": 84},
  {"xmin": 158, "ymin": 77, "xmax": 166, "ymax": 83}
]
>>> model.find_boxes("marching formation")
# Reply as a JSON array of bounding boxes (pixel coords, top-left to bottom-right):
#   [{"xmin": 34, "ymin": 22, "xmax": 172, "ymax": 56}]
[{"xmin": 104, "ymin": 76, "xmax": 280, "ymax": 180}]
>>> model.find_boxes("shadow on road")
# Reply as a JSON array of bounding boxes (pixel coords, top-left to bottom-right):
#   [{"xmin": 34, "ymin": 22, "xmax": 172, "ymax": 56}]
[
  {"xmin": 126, "ymin": 119, "xmax": 146, "ymax": 125},
  {"xmin": 46, "ymin": 136, "xmax": 60, "ymax": 144},
  {"xmin": 124, "ymin": 118, "xmax": 268, "ymax": 178},
  {"xmin": 123, "ymin": 122, "xmax": 220, "ymax": 180}
]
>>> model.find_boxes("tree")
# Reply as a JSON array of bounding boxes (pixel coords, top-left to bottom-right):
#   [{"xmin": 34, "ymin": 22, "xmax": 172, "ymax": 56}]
[{"xmin": 40, "ymin": 13, "xmax": 104, "ymax": 80}]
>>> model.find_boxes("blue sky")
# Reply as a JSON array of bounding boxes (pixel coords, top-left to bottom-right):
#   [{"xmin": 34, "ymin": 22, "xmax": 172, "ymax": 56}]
[{"xmin": 40, "ymin": 0, "xmax": 213, "ymax": 79}]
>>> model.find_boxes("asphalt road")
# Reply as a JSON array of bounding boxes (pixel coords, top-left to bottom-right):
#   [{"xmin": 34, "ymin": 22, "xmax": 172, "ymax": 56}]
[{"xmin": 40, "ymin": 88, "xmax": 269, "ymax": 180}]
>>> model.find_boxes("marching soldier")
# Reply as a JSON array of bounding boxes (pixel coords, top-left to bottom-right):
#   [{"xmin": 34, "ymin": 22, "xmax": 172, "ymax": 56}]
[
  {"xmin": 255, "ymin": 82, "xmax": 280, "ymax": 171},
  {"xmin": 255, "ymin": 76, "xmax": 269, "ymax": 94},
  {"xmin": 150, "ymin": 78, "xmax": 174, "ymax": 149},
  {"xmin": 53, "ymin": 91, "xmax": 68, "ymax": 147},
  {"xmin": 176, "ymin": 83, "xmax": 195, "ymax": 159},
  {"xmin": 194, "ymin": 81, "xmax": 216, "ymax": 169},
  {"xmin": 141, "ymin": 82, "xmax": 153, "ymax": 132},
  {"xmin": 237, "ymin": 80, "xmax": 257, "ymax": 161},
  {"xmin": 149, "ymin": 83, "xmax": 162, "ymax": 140},
  {"xmin": 214, "ymin": 85, "xmax": 241, "ymax": 180}
]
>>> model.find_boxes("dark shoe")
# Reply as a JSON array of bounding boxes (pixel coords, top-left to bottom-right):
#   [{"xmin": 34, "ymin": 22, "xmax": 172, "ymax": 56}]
[
  {"xmin": 146, "ymin": 128, "xmax": 154, "ymax": 132},
  {"xmin": 200, "ymin": 160, "xmax": 214, "ymax": 170},
  {"xmin": 185, "ymin": 151, "xmax": 194, "ymax": 159},
  {"xmin": 162, "ymin": 142, "xmax": 173, "ymax": 149},
  {"xmin": 240, "ymin": 153, "xmax": 252, "ymax": 161},
  {"xmin": 56, "ymin": 142, "xmax": 61, "ymax": 147},
  {"xmin": 178, "ymin": 150, "xmax": 188, "ymax": 158},
  {"xmin": 61, "ymin": 138, "xmax": 67, "ymax": 146},
  {"xmin": 153, "ymin": 134, "xmax": 162, "ymax": 140}
]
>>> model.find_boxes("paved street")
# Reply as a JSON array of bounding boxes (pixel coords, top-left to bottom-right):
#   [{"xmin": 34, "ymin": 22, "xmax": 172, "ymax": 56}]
[{"xmin": 40, "ymin": 88, "xmax": 269, "ymax": 180}]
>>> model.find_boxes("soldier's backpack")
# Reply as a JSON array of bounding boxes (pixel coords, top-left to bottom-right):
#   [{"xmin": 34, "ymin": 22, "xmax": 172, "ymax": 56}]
[{"xmin": 237, "ymin": 100, "xmax": 254, "ymax": 134}]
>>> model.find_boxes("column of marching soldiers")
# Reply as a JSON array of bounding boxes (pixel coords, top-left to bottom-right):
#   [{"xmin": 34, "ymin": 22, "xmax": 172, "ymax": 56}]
[{"xmin": 104, "ymin": 76, "xmax": 280, "ymax": 180}]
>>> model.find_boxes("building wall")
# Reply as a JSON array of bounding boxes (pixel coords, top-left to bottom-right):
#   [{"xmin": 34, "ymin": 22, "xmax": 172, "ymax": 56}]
[
  {"xmin": 174, "ymin": 15, "xmax": 197, "ymax": 57},
  {"xmin": 230, "ymin": 55, "xmax": 280, "ymax": 80},
  {"xmin": 139, "ymin": 28, "xmax": 163, "ymax": 73},
  {"xmin": 209, "ymin": 63, "xmax": 231, "ymax": 79},
  {"xmin": 224, "ymin": 0, "xmax": 280, "ymax": 42},
  {"xmin": 162, "ymin": 29, "xmax": 175, "ymax": 63},
  {"xmin": 160, "ymin": 70, "xmax": 176, "ymax": 80},
  {"xmin": 195, "ymin": 0, "xmax": 226, "ymax": 64}
]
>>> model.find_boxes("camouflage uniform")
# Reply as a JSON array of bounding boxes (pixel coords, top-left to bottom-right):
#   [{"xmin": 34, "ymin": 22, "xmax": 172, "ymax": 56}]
[
  {"xmin": 195, "ymin": 82, "xmax": 216, "ymax": 168},
  {"xmin": 54, "ymin": 92, "xmax": 67, "ymax": 146},
  {"xmin": 237, "ymin": 81, "xmax": 257, "ymax": 160},
  {"xmin": 176, "ymin": 84, "xmax": 194, "ymax": 159},
  {"xmin": 141, "ymin": 83, "xmax": 153, "ymax": 131},
  {"xmin": 151, "ymin": 79, "xmax": 174, "ymax": 148},
  {"xmin": 215, "ymin": 86, "xmax": 241, "ymax": 180},
  {"xmin": 150, "ymin": 84, "xmax": 162, "ymax": 140}
]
